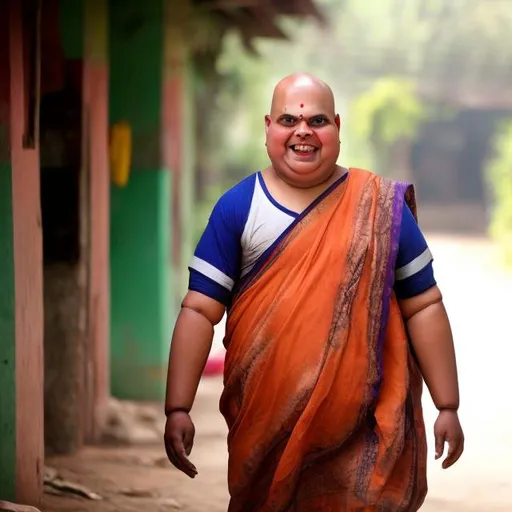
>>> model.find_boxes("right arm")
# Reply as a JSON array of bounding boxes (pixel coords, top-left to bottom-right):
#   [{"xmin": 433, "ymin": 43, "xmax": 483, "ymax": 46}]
[
  {"xmin": 163, "ymin": 291, "xmax": 225, "ymax": 478},
  {"xmin": 166, "ymin": 187, "xmax": 242, "ymax": 411},
  {"xmin": 163, "ymin": 185, "xmax": 246, "ymax": 476},
  {"xmin": 165, "ymin": 291, "xmax": 225, "ymax": 416}
]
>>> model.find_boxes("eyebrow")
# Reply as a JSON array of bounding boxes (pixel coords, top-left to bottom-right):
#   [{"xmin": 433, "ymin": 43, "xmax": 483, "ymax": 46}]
[{"xmin": 277, "ymin": 113, "xmax": 330, "ymax": 121}]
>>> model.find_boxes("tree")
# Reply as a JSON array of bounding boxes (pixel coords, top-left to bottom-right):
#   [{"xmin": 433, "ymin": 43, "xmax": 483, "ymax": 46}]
[
  {"xmin": 349, "ymin": 77, "xmax": 429, "ymax": 175},
  {"xmin": 192, "ymin": 0, "xmax": 512, "ymax": 243}
]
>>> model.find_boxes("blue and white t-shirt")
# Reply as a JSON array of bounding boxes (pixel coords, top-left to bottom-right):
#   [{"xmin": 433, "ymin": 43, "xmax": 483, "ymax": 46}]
[{"xmin": 189, "ymin": 171, "xmax": 436, "ymax": 306}]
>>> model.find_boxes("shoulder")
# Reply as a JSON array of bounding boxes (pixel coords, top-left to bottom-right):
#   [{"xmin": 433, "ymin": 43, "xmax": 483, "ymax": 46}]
[
  {"xmin": 213, "ymin": 173, "xmax": 257, "ymax": 215},
  {"xmin": 345, "ymin": 167, "xmax": 376, "ymax": 185},
  {"xmin": 207, "ymin": 173, "xmax": 258, "ymax": 236},
  {"xmin": 350, "ymin": 168, "xmax": 417, "ymax": 214},
  {"xmin": 346, "ymin": 167, "xmax": 392, "ymax": 194},
  {"xmin": 348, "ymin": 167, "xmax": 409, "ymax": 189},
  {"xmin": 217, "ymin": 173, "xmax": 258, "ymax": 203},
  {"xmin": 347, "ymin": 168, "xmax": 414, "ymax": 205}
]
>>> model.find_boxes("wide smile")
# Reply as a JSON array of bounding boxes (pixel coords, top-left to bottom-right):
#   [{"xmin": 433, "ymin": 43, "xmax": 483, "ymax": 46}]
[{"xmin": 289, "ymin": 144, "xmax": 319, "ymax": 157}]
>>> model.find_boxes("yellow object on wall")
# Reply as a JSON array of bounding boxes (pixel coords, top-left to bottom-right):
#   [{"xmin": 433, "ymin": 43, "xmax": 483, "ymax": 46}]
[{"xmin": 109, "ymin": 121, "xmax": 132, "ymax": 187}]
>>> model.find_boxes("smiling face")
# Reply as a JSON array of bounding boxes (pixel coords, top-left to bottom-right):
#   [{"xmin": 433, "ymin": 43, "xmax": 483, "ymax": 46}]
[{"xmin": 265, "ymin": 74, "xmax": 341, "ymax": 188}]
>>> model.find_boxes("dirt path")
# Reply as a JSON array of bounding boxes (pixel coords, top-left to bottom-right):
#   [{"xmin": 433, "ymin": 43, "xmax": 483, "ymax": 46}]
[
  {"xmin": 42, "ymin": 235, "xmax": 512, "ymax": 512},
  {"xmin": 42, "ymin": 378, "xmax": 228, "ymax": 512}
]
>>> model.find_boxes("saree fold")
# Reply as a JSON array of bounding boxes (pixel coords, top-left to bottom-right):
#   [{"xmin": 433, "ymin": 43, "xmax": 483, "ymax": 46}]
[{"xmin": 219, "ymin": 168, "xmax": 427, "ymax": 512}]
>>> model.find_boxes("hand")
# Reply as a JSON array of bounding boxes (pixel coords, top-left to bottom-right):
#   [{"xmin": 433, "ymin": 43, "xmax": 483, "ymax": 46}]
[
  {"xmin": 164, "ymin": 411, "xmax": 198, "ymax": 478},
  {"xmin": 434, "ymin": 409, "xmax": 464, "ymax": 469}
]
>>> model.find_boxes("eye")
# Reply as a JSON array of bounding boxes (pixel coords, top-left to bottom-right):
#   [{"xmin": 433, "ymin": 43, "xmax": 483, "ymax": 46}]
[
  {"xmin": 309, "ymin": 116, "xmax": 328, "ymax": 127},
  {"xmin": 279, "ymin": 115, "xmax": 297, "ymax": 126}
]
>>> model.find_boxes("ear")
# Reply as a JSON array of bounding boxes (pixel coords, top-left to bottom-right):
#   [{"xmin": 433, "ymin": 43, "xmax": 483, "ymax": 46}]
[
  {"xmin": 265, "ymin": 115, "xmax": 272, "ymax": 134},
  {"xmin": 335, "ymin": 114, "xmax": 341, "ymax": 130}
]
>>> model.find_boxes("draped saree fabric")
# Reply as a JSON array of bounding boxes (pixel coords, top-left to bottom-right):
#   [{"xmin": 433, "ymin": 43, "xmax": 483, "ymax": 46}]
[{"xmin": 220, "ymin": 168, "xmax": 428, "ymax": 512}]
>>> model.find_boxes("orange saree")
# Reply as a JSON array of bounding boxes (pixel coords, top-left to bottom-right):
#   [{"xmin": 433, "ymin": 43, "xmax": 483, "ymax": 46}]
[{"xmin": 219, "ymin": 168, "xmax": 428, "ymax": 512}]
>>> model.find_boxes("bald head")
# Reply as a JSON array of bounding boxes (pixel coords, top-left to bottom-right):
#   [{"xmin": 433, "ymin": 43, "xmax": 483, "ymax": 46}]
[
  {"xmin": 264, "ymin": 73, "xmax": 341, "ymax": 188},
  {"xmin": 270, "ymin": 73, "xmax": 336, "ymax": 117}
]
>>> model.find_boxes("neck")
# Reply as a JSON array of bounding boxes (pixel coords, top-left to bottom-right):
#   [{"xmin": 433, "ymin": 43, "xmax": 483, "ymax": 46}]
[
  {"xmin": 262, "ymin": 165, "xmax": 346, "ymax": 214},
  {"xmin": 271, "ymin": 165, "xmax": 343, "ymax": 191}
]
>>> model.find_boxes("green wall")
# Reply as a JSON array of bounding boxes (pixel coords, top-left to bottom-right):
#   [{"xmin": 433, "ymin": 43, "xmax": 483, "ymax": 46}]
[
  {"xmin": 0, "ymin": 162, "xmax": 16, "ymax": 500},
  {"xmin": 59, "ymin": 0, "xmax": 84, "ymax": 59},
  {"xmin": 109, "ymin": 0, "xmax": 173, "ymax": 400}
]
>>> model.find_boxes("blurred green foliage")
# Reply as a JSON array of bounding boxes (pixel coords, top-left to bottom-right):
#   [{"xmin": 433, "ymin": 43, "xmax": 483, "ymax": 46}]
[
  {"xmin": 348, "ymin": 78, "xmax": 429, "ymax": 175},
  {"xmin": 486, "ymin": 122, "xmax": 512, "ymax": 266},
  {"xmin": 351, "ymin": 78, "xmax": 427, "ymax": 146},
  {"xmin": 191, "ymin": 0, "xmax": 512, "ymax": 252}
]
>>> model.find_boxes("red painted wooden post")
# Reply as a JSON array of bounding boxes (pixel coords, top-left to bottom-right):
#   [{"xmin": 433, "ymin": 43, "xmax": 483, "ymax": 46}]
[{"xmin": 10, "ymin": 0, "xmax": 44, "ymax": 504}]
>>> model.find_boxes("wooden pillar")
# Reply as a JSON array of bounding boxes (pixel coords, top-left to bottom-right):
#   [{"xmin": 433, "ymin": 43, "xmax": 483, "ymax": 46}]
[
  {"xmin": 0, "ymin": 0, "xmax": 44, "ymax": 505},
  {"xmin": 163, "ymin": 0, "xmax": 195, "ymax": 298},
  {"xmin": 82, "ymin": 0, "xmax": 110, "ymax": 444}
]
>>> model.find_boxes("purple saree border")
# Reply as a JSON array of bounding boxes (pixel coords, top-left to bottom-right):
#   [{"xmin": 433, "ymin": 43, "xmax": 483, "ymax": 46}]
[{"xmin": 373, "ymin": 180, "xmax": 413, "ymax": 398}]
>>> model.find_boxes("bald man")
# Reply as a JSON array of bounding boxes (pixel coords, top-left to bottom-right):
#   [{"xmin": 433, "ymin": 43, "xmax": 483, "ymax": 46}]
[{"xmin": 164, "ymin": 74, "xmax": 464, "ymax": 511}]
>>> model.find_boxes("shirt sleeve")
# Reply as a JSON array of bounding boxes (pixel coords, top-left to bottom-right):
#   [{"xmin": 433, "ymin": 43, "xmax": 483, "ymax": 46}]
[
  {"xmin": 188, "ymin": 179, "xmax": 253, "ymax": 305},
  {"xmin": 394, "ymin": 202, "xmax": 437, "ymax": 299}
]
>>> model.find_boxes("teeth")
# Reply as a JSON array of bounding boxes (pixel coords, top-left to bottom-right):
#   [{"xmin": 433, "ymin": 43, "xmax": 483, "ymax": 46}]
[{"xmin": 294, "ymin": 145, "xmax": 315, "ymax": 152}]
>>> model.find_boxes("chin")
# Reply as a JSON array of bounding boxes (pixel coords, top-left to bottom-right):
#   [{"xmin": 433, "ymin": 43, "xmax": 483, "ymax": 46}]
[
  {"xmin": 291, "ymin": 163, "xmax": 322, "ymax": 174},
  {"xmin": 275, "ymin": 166, "xmax": 334, "ymax": 188},
  {"xmin": 283, "ymin": 157, "xmax": 319, "ymax": 173},
  {"xmin": 289, "ymin": 161, "xmax": 331, "ymax": 177}
]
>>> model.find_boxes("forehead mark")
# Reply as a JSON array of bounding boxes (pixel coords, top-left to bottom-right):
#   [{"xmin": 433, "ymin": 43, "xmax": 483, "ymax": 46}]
[{"xmin": 300, "ymin": 103, "xmax": 304, "ymax": 108}]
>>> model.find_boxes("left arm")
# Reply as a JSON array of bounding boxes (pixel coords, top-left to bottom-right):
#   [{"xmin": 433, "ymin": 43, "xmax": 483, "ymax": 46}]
[
  {"xmin": 399, "ymin": 286, "xmax": 464, "ymax": 469},
  {"xmin": 395, "ymin": 203, "xmax": 464, "ymax": 468},
  {"xmin": 399, "ymin": 285, "xmax": 459, "ymax": 411}
]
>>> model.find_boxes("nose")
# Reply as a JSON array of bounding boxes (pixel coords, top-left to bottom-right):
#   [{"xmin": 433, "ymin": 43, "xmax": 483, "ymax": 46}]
[{"xmin": 295, "ymin": 119, "xmax": 312, "ymax": 138}]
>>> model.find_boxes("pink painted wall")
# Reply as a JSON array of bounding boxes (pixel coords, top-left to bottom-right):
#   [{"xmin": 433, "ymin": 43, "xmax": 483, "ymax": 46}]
[
  {"xmin": 83, "ymin": 60, "xmax": 110, "ymax": 442},
  {"xmin": 9, "ymin": 0, "xmax": 44, "ymax": 504},
  {"xmin": 162, "ymin": 74, "xmax": 183, "ymax": 270}
]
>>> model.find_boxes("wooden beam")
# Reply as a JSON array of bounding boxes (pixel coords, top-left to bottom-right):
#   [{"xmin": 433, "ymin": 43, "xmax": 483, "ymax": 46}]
[{"xmin": 10, "ymin": 0, "xmax": 44, "ymax": 504}]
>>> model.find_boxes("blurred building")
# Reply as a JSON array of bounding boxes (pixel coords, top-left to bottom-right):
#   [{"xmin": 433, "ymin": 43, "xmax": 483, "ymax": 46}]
[
  {"xmin": 0, "ymin": 0, "xmax": 323, "ymax": 506},
  {"xmin": 413, "ymin": 78, "xmax": 512, "ymax": 233}
]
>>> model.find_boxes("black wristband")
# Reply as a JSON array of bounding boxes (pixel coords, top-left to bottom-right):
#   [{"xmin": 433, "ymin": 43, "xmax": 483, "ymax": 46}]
[{"xmin": 165, "ymin": 406, "xmax": 190, "ymax": 417}]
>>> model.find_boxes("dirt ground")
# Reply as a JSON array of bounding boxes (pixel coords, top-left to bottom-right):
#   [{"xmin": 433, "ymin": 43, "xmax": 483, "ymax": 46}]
[
  {"xmin": 42, "ymin": 235, "xmax": 512, "ymax": 512},
  {"xmin": 42, "ymin": 378, "xmax": 229, "ymax": 512}
]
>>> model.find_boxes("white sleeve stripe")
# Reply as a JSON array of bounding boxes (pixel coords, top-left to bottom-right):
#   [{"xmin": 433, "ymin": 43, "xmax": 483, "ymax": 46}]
[
  {"xmin": 190, "ymin": 256, "xmax": 235, "ymax": 291},
  {"xmin": 395, "ymin": 248, "xmax": 433, "ymax": 281}
]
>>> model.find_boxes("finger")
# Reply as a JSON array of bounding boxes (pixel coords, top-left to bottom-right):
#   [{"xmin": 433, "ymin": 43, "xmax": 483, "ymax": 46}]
[
  {"xmin": 165, "ymin": 435, "xmax": 191, "ymax": 474},
  {"xmin": 434, "ymin": 432, "xmax": 445, "ymax": 460},
  {"xmin": 164, "ymin": 437, "xmax": 183, "ymax": 469},
  {"xmin": 168, "ymin": 439, "xmax": 195, "ymax": 477},
  {"xmin": 173, "ymin": 438, "xmax": 198, "ymax": 478},
  {"xmin": 183, "ymin": 427, "xmax": 195, "ymax": 456},
  {"xmin": 443, "ymin": 438, "xmax": 464, "ymax": 469}
]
